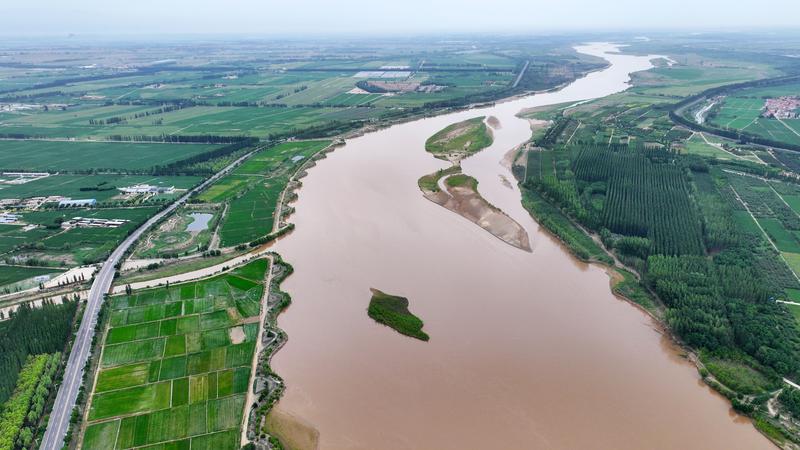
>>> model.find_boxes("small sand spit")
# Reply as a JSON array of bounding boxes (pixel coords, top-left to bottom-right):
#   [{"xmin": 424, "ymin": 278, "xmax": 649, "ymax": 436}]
[{"xmin": 423, "ymin": 175, "xmax": 531, "ymax": 251}]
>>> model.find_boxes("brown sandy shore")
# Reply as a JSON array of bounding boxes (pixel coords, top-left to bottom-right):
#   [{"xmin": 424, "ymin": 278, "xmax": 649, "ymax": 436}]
[
  {"xmin": 266, "ymin": 408, "xmax": 320, "ymax": 450},
  {"xmin": 421, "ymin": 171, "xmax": 531, "ymax": 252}
]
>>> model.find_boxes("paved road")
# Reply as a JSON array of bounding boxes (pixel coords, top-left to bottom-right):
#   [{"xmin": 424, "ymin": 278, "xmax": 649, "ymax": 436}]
[
  {"xmin": 511, "ymin": 60, "xmax": 530, "ymax": 88},
  {"xmin": 40, "ymin": 148, "xmax": 260, "ymax": 450}
]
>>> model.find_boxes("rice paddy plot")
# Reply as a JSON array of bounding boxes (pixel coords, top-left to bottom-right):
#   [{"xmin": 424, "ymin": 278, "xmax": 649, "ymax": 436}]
[{"xmin": 83, "ymin": 258, "xmax": 269, "ymax": 450}]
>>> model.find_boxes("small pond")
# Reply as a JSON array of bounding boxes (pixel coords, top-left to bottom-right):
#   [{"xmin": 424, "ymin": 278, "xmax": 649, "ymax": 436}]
[{"xmin": 186, "ymin": 213, "xmax": 213, "ymax": 232}]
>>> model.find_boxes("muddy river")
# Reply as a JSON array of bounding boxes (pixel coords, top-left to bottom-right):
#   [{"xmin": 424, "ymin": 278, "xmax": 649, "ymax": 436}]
[{"xmin": 270, "ymin": 43, "xmax": 773, "ymax": 449}]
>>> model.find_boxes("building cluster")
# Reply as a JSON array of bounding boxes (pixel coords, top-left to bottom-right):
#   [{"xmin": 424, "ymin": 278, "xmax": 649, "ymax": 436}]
[
  {"xmin": 58, "ymin": 198, "xmax": 97, "ymax": 208},
  {"xmin": 353, "ymin": 71, "xmax": 412, "ymax": 79},
  {"xmin": 0, "ymin": 213, "xmax": 21, "ymax": 224},
  {"xmin": 1, "ymin": 195, "xmax": 66, "ymax": 210},
  {"xmin": 0, "ymin": 172, "xmax": 50, "ymax": 185},
  {"xmin": 118, "ymin": 184, "xmax": 175, "ymax": 195},
  {"xmin": 61, "ymin": 216, "xmax": 128, "ymax": 229},
  {"xmin": 358, "ymin": 80, "xmax": 445, "ymax": 94},
  {"xmin": 762, "ymin": 96, "xmax": 800, "ymax": 119}
]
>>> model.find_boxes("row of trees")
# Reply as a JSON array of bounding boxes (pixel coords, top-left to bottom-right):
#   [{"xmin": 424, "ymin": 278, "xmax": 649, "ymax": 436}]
[
  {"xmin": 591, "ymin": 151, "xmax": 705, "ymax": 256},
  {"xmin": 151, "ymin": 138, "xmax": 258, "ymax": 175},
  {"xmin": 530, "ymin": 145, "xmax": 706, "ymax": 256},
  {"xmin": 0, "ymin": 353, "xmax": 60, "ymax": 449},
  {"xmin": 0, "ymin": 300, "xmax": 77, "ymax": 404},
  {"xmin": 104, "ymin": 134, "xmax": 252, "ymax": 144},
  {"xmin": 87, "ymin": 104, "xmax": 185, "ymax": 126}
]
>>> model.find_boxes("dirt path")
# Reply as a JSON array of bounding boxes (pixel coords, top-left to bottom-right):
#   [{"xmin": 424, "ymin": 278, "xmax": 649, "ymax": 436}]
[
  {"xmin": 778, "ymin": 118, "xmax": 800, "ymax": 139},
  {"xmin": 699, "ymin": 132, "xmax": 764, "ymax": 164},
  {"xmin": 565, "ymin": 121, "xmax": 581, "ymax": 145},
  {"xmin": 209, "ymin": 204, "xmax": 227, "ymax": 250},
  {"xmin": 729, "ymin": 186, "xmax": 800, "ymax": 283},
  {"xmin": 241, "ymin": 254, "xmax": 275, "ymax": 446}
]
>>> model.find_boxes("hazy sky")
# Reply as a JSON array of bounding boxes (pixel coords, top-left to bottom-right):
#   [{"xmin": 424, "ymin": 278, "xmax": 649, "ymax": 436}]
[{"xmin": 2, "ymin": 0, "xmax": 799, "ymax": 36}]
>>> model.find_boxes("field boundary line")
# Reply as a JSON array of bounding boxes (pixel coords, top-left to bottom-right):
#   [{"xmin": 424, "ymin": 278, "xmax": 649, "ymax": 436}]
[{"xmin": 730, "ymin": 185, "xmax": 800, "ymax": 283}]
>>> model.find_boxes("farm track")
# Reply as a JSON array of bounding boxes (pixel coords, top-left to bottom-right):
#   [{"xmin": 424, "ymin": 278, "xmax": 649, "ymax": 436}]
[
  {"xmin": 729, "ymin": 185, "xmax": 800, "ymax": 284},
  {"xmin": 511, "ymin": 60, "xmax": 530, "ymax": 89}
]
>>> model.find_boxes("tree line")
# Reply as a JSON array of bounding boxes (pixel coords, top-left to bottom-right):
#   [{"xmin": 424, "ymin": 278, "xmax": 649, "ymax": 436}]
[{"xmin": 0, "ymin": 300, "xmax": 77, "ymax": 404}]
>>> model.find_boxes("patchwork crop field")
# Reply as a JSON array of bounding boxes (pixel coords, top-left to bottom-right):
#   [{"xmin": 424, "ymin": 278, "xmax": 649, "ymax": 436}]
[
  {"xmin": 707, "ymin": 82, "xmax": 800, "ymax": 147},
  {"xmin": 83, "ymin": 259, "xmax": 269, "ymax": 450}
]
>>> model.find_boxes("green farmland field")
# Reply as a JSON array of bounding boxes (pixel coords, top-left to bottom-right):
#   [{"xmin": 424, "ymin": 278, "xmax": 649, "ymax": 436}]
[
  {"xmin": 0, "ymin": 140, "xmax": 220, "ymax": 171},
  {"xmin": 782, "ymin": 252, "xmax": 800, "ymax": 279},
  {"xmin": 0, "ymin": 264, "xmax": 63, "ymax": 287},
  {"xmin": 0, "ymin": 207, "xmax": 158, "ymax": 264},
  {"xmin": 758, "ymin": 218, "xmax": 800, "ymax": 253},
  {"xmin": 0, "ymin": 105, "xmax": 376, "ymax": 138},
  {"xmin": 707, "ymin": 82, "xmax": 800, "ymax": 147},
  {"xmin": 0, "ymin": 174, "xmax": 201, "ymax": 202},
  {"xmin": 83, "ymin": 259, "xmax": 269, "ymax": 450},
  {"xmin": 197, "ymin": 140, "xmax": 330, "ymax": 246}
]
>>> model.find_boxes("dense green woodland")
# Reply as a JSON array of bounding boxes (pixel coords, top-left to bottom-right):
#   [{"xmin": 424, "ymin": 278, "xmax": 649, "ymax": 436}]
[
  {"xmin": 0, "ymin": 301, "xmax": 77, "ymax": 404},
  {"xmin": 0, "ymin": 353, "xmax": 60, "ymax": 449},
  {"xmin": 525, "ymin": 142, "xmax": 800, "ymax": 380}
]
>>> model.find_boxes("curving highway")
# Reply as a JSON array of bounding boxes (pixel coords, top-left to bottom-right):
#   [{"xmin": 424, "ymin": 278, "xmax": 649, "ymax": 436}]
[{"xmin": 40, "ymin": 148, "xmax": 260, "ymax": 450}]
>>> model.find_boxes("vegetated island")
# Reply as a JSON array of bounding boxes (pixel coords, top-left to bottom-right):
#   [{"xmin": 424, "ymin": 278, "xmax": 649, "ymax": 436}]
[
  {"xmin": 367, "ymin": 288, "xmax": 429, "ymax": 341},
  {"xmin": 419, "ymin": 117, "xmax": 531, "ymax": 251},
  {"xmin": 425, "ymin": 116, "xmax": 494, "ymax": 163}
]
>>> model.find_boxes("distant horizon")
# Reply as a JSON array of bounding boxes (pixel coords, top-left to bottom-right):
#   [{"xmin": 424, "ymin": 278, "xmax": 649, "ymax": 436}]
[
  {"xmin": 2, "ymin": 0, "xmax": 799, "ymax": 37},
  {"xmin": 2, "ymin": 27, "xmax": 800, "ymax": 42}
]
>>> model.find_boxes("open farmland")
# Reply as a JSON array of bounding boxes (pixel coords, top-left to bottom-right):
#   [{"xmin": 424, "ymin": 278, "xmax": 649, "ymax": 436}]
[
  {"xmin": 0, "ymin": 140, "xmax": 221, "ymax": 171},
  {"xmin": 0, "ymin": 207, "xmax": 159, "ymax": 264},
  {"xmin": 0, "ymin": 174, "xmax": 201, "ymax": 202},
  {"xmin": 0, "ymin": 264, "xmax": 63, "ymax": 288},
  {"xmin": 82, "ymin": 259, "xmax": 269, "ymax": 450},
  {"xmin": 706, "ymin": 82, "xmax": 800, "ymax": 147},
  {"xmin": 631, "ymin": 63, "xmax": 772, "ymax": 96},
  {"xmin": 194, "ymin": 140, "xmax": 330, "ymax": 246},
  {"xmin": 0, "ymin": 104, "xmax": 381, "ymax": 139}
]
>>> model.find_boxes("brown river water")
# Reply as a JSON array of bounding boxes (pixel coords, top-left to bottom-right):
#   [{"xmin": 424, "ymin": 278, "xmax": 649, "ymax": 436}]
[{"xmin": 270, "ymin": 43, "xmax": 774, "ymax": 449}]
